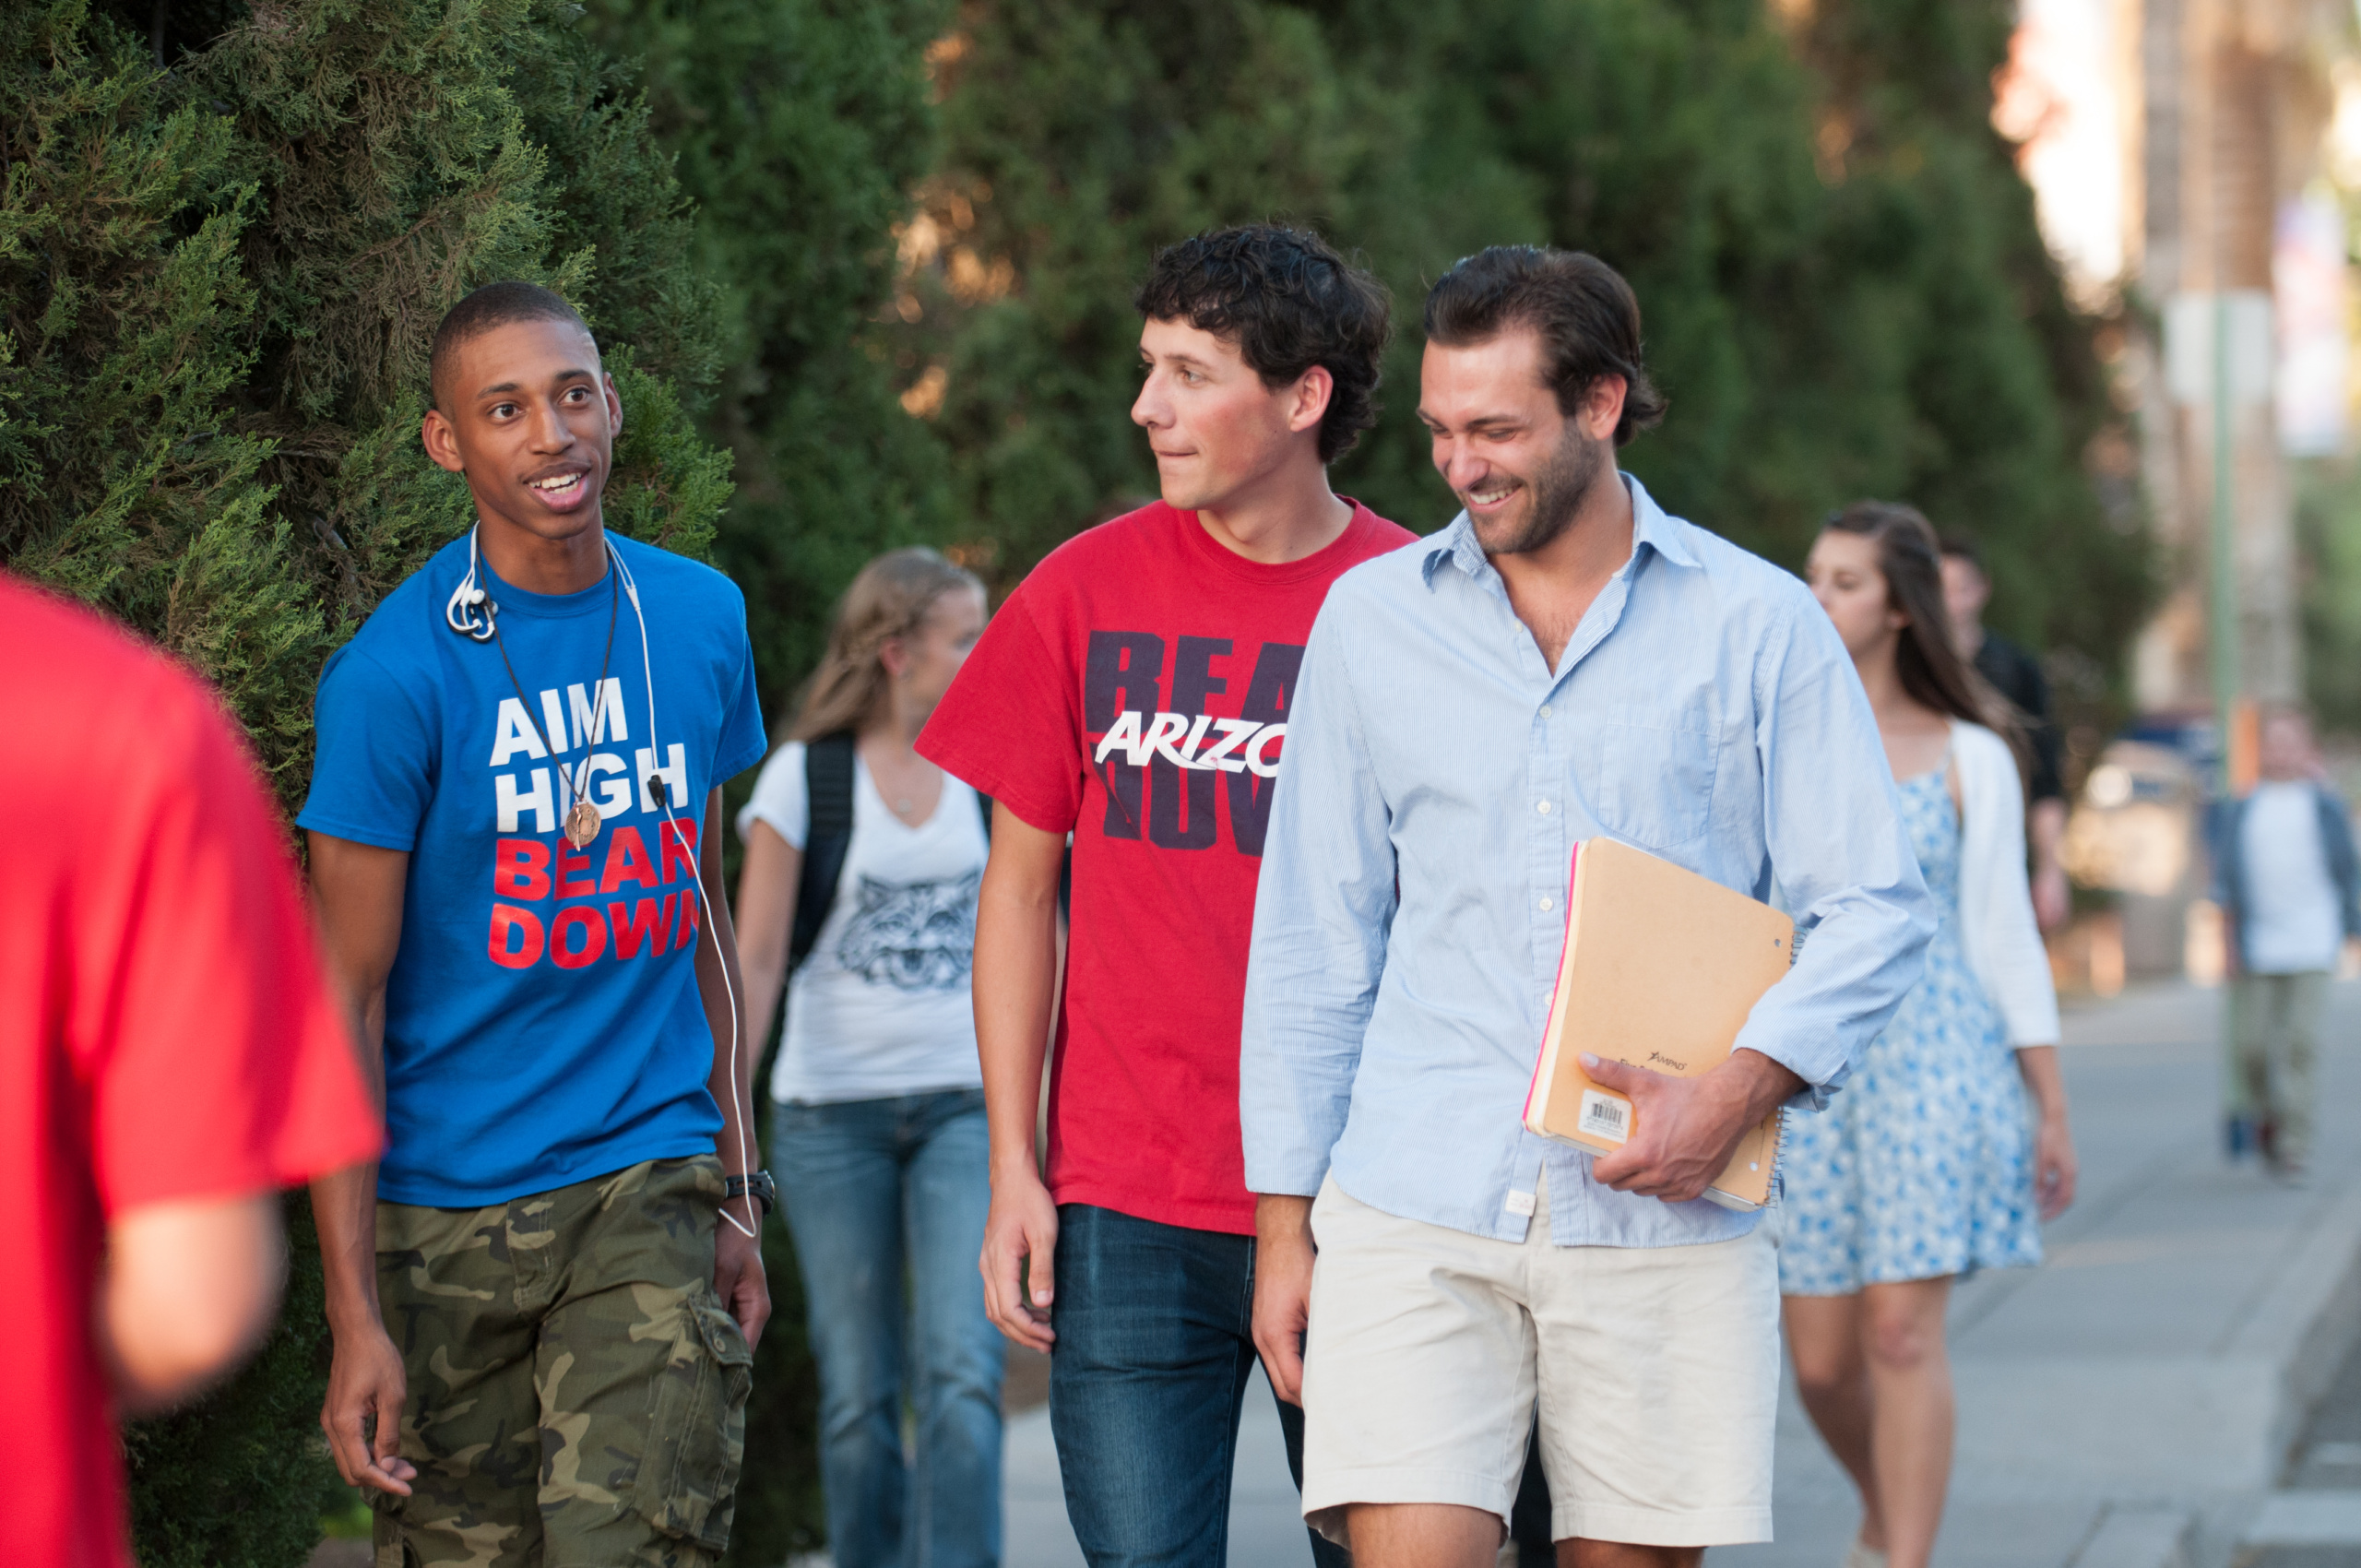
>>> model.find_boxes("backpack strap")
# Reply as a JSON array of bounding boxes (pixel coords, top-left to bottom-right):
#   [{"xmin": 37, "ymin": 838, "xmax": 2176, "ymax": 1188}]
[{"xmin": 789, "ymin": 733, "xmax": 857, "ymax": 971}]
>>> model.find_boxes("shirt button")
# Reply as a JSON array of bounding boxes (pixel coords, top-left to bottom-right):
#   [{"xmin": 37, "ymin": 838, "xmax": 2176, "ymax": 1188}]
[
  {"xmin": 1539, "ymin": 704, "xmax": 1552, "ymax": 718},
  {"xmin": 1539, "ymin": 897, "xmax": 1555, "ymax": 911},
  {"xmin": 1536, "ymin": 800, "xmax": 1552, "ymax": 814}
]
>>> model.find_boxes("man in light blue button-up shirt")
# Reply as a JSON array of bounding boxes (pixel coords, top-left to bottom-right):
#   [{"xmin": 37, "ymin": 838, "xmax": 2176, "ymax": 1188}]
[{"xmin": 1240, "ymin": 247, "xmax": 1934, "ymax": 1566}]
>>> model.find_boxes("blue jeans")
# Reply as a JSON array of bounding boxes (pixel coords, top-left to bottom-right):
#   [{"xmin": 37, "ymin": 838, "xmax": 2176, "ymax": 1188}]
[
  {"xmin": 773, "ymin": 1090, "xmax": 1003, "ymax": 1568},
  {"xmin": 1050, "ymin": 1205, "xmax": 1348, "ymax": 1568}
]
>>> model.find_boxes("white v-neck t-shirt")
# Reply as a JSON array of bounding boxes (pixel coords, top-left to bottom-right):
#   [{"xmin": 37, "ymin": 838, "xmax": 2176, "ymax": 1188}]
[{"xmin": 737, "ymin": 741, "xmax": 987, "ymax": 1104}]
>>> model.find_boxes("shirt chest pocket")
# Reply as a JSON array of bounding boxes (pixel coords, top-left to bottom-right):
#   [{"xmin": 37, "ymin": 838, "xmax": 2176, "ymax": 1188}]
[{"xmin": 1584, "ymin": 704, "xmax": 1720, "ymax": 853}]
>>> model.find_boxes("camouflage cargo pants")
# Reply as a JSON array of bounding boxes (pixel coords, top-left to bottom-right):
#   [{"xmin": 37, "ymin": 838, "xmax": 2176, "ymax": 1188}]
[{"xmin": 370, "ymin": 1156, "xmax": 752, "ymax": 1568}]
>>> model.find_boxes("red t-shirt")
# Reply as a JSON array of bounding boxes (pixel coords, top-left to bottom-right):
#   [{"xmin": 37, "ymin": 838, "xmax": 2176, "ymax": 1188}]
[
  {"xmin": 919, "ymin": 501, "xmax": 1414, "ymax": 1233},
  {"xmin": 0, "ymin": 576, "xmax": 383, "ymax": 1568}
]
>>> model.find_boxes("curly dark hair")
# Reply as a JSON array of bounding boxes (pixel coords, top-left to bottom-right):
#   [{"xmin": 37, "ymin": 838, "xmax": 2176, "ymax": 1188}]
[
  {"xmin": 1134, "ymin": 224, "xmax": 1392, "ymax": 463},
  {"xmin": 1423, "ymin": 246, "xmax": 1667, "ymax": 446},
  {"xmin": 429, "ymin": 281, "xmax": 591, "ymax": 413}
]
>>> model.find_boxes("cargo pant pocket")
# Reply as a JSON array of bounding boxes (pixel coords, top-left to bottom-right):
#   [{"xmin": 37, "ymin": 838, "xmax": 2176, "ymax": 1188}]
[{"xmin": 633, "ymin": 1294, "xmax": 753, "ymax": 1551}]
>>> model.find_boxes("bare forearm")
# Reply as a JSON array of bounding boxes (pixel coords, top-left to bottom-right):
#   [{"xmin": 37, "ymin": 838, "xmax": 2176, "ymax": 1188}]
[
  {"xmin": 1256, "ymin": 1193, "xmax": 1313, "ymax": 1246},
  {"xmin": 2031, "ymin": 799, "xmax": 2067, "ymax": 871},
  {"xmin": 104, "ymin": 1194, "xmax": 285, "ymax": 1413},
  {"xmin": 696, "ymin": 794, "xmax": 755, "ymax": 1174},
  {"xmin": 311, "ymin": 1160, "xmax": 384, "ymax": 1329},
  {"xmin": 731, "ymin": 822, "xmax": 799, "ymax": 1064},
  {"xmin": 697, "ymin": 930, "xmax": 756, "ymax": 1176},
  {"xmin": 2015, "ymin": 1044, "xmax": 2070, "ymax": 1123},
  {"xmin": 739, "ymin": 960, "xmax": 785, "ymax": 1076},
  {"xmin": 313, "ymin": 962, "xmax": 387, "ymax": 1333},
  {"xmin": 1727, "ymin": 1047, "xmax": 1809, "ymax": 1123},
  {"xmin": 976, "ymin": 895, "xmax": 1058, "ymax": 1180}
]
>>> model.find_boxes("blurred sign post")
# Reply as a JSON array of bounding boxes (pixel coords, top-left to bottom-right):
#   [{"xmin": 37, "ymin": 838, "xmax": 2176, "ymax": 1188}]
[{"xmin": 2165, "ymin": 291, "xmax": 2271, "ymax": 795}]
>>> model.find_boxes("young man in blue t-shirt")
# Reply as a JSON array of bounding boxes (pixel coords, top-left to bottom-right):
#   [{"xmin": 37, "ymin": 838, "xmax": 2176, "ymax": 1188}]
[{"xmin": 301, "ymin": 281, "xmax": 773, "ymax": 1566}]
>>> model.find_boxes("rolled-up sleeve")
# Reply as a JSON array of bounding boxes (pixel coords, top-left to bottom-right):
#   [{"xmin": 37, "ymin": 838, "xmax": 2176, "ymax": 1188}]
[
  {"xmin": 1735, "ymin": 597, "xmax": 1935, "ymax": 1107},
  {"xmin": 1240, "ymin": 598, "xmax": 1397, "ymax": 1196}
]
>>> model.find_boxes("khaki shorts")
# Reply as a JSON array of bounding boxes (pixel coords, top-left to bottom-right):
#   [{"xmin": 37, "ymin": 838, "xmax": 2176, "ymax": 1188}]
[
  {"xmin": 1299, "ymin": 1173, "xmax": 1778, "ymax": 1549},
  {"xmin": 370, "ymin": 1156, "xmax": 752, "ymax": 1568}
]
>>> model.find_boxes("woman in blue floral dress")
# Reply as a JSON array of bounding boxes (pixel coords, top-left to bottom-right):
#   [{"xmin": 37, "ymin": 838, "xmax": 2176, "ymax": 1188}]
[{"xmin": 1785, "ymin": 503, "xmax": 2079, "ymax": 1568}]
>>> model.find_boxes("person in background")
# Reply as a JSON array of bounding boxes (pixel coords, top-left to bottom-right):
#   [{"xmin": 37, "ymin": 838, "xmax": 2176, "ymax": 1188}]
[
  {"xmin": 732, "ymin": 548, "xmax": 1002, "ymax": 1568},
  {"xmin": 2208, "ymin": 706, "xmax": 2359, "ymax": 1181},
  {"xmin": 1939, "ymin": 534, "xmax": 2070, "ymax": 932},
  {"xmin": 920, "ymin": 223, "xmax": 1406, "ymax": 1567},
  {"xmin": 1, "ymin": 573, "xmax": 381, "ymax": 1568},
  {"xmin": 1788, "ymin": 504, "xmax": 2078, "ymax": 1568}
]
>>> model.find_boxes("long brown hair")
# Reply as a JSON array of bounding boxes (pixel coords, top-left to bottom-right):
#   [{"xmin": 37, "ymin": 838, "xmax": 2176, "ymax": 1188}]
[
  {"xmin": 789, "ymin": 548, "xmax": 983, "ymax": 742},
  {"xmin": 1821, "ymin": 501, "xmax": 2028, "ymax": 777}
]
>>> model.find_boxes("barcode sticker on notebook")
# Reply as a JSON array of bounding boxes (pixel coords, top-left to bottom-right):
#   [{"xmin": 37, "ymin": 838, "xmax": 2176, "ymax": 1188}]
[{"xmin": 1578, "ymin": 1088, "xmax": 1631, "ymax": 1144}]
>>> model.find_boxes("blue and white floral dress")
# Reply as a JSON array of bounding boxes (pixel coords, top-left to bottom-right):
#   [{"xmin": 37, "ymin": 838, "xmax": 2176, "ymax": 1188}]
[{"xmin": 1778, "ymin": 761, "xmax": 2044, "ymax": 1294}]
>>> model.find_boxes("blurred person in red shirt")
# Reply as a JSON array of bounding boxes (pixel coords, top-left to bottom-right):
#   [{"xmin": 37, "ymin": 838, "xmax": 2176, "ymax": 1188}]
[{"xmin": 0, "ymin": 572, "xmax": 383, "ymax": 1568}]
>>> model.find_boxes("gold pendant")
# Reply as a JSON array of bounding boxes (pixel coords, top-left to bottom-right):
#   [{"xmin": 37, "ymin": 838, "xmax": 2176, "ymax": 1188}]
[{"xmin": 564, "ymin": 801, "xmax": 602, "ymax": 849}]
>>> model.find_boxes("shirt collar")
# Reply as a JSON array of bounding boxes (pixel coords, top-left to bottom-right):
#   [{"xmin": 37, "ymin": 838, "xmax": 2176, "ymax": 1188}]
[{"xmin": 1420, "ymin": 472, "xmax": 1700, "ymax": 588}]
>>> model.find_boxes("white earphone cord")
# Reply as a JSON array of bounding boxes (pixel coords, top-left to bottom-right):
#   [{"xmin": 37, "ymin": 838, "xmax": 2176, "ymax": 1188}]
[{"xmin": 610, "ymin": 542, "xmax": 760, "ymax": 1241}]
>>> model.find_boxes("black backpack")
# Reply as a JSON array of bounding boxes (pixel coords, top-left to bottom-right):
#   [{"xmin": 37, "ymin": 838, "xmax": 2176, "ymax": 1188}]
[{"xmin": 786, "ymin": 732, "xmax": 992, "ymax": 972}]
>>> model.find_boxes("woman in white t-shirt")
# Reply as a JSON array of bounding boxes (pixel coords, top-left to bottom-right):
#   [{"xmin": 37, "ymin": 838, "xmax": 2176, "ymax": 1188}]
[{"xmin": 733, "ymin": 549, "xmax": 996, "ymax": 1568}]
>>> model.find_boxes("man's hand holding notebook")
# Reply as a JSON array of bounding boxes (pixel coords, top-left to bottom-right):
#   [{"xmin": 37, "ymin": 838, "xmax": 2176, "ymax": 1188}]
[
  {"xmin": 1523, "ymin": 837, "xmax": 1809, "ymax": 1210},
  {"xmin": 1584, "ymin": 1049, "xmax": 1805, "ymax": 1205}
]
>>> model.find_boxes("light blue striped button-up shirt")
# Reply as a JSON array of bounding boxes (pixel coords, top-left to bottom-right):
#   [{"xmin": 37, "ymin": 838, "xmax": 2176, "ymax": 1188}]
[{"xmin": 1240, "ymin": 477, "xmax": 1935, "ymax": 1248}]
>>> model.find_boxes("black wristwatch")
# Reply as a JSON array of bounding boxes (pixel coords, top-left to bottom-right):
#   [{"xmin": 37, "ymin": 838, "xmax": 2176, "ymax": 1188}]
[{"xmin": 726, "ymin": 1170, "xmax": 777, "ymax": 1217}]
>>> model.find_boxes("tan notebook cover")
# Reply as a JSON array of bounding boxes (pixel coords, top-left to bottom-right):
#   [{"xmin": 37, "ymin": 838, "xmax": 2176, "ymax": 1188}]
[{"xmin": 1521, "ymin": 837, "xmax": 1795, "ymax": 1211}]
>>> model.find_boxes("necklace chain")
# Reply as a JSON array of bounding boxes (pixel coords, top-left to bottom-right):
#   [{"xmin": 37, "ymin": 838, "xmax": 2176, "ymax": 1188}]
[{"xmin": 489, "ymin": 567, "xmax": 622, "ymax": 835}]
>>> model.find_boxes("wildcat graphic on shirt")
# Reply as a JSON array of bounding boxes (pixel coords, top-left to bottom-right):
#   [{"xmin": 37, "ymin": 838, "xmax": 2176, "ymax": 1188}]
[{"xmin": 836, "ymin": 871, "xmax": 980, "ymax": 992}]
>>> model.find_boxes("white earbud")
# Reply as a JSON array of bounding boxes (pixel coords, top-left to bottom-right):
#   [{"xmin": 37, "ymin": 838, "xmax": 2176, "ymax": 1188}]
[{"xmin": 445, "ymin": 527, "xmax": 498, "ymax": 641}]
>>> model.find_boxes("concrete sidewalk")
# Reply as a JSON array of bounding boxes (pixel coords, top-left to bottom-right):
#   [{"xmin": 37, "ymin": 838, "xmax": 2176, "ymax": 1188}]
[
  {"xmin": 1003, "ymin": 980, "xmax": 2361, "ymax": 1567},
  {"xmin": 1725, "ymin": 980, "xmax": 2361, "ymax": 1568}
]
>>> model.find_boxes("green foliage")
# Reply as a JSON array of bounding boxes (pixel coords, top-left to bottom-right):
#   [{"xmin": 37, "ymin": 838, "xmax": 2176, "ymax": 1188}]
[
  {"xmin": 2296, "ymin": 459, "xmax": 2361, "ymax": 733},
  {"xmin": 906, "ymin": 0, "xmax": 2151, "ymax": 695},
  {"xmin": 582, "ymin": 0, "xmax": 955, "ymax": 714}
]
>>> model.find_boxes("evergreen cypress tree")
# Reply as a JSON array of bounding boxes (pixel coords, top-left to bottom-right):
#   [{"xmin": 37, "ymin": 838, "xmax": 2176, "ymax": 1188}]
[
  {"xmin": 581, "ymin": 0, "xmax": 954, "ymax": 707},
  {"xmin": 3, "ymin": 3, "xmax": 731, "ymax": 1561}
]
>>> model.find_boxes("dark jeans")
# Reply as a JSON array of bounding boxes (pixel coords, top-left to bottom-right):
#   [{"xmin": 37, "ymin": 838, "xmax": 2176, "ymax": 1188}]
[
  {"xmin": 773, "ymin": 1090, "xmax": 1003, "ymax": 1568},
  {"xmin": 1049, "ymin": 1204, "xmax": 1349, "ymax": 1568}
]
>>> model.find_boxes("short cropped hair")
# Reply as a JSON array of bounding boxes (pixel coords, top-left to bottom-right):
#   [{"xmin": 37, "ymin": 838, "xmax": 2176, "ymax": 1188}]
[
  {"xmin": 429, "ymin": 281, "xmax": 592, "ymax": 411},
  {"xmin": 1422, "ymin": 246, "xmax": 1667, "ymax": 446},
  {"xmin": 1135, "ymin": 225, "xmax": 1392, "ymax": 464}
]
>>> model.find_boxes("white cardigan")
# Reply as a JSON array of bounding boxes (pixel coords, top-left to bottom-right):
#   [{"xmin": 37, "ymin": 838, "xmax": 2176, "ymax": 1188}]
[{"xmin": 1951, "ymin": 720, "xmax": 2060, "ymax": 1047}]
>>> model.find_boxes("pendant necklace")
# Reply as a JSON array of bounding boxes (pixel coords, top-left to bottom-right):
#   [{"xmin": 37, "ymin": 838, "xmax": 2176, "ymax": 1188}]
[{"xmin": 490, "ymin": 567, "xmax": 621, "ymax": 850}]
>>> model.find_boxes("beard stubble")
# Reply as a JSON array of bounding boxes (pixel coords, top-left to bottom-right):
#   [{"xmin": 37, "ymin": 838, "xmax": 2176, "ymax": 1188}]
[{"xmin": 1475, "ymin": 422, "xmax": 1611, "ymax": 558}]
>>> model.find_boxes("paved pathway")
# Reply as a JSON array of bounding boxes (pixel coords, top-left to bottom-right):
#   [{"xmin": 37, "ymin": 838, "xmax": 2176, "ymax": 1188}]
[{"xmin": 1003, "ymin": 980, "xmax": 2361, "ymax": 1568}]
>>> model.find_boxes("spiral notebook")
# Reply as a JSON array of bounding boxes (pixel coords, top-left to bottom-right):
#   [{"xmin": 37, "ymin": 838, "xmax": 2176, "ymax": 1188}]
[{"xmin": 1520, "ymin": 837, "xmax": 1795, "ymax": 1212}]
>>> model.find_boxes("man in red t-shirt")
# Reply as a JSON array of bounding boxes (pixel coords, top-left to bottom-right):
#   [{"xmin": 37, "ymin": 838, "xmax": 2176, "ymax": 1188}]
[
  {"xmin": 919, "ymin": 225, "xmax": 1414, "ymax": 1562},
  {"xmin": 0, "ymin": 573, "xmax": 382, "ymax": 1568}
]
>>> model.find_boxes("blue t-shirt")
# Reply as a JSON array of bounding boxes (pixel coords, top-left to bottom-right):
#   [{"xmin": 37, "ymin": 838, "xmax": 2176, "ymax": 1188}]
[{"xmin": 298, "ymin": 533, "xmax": 767, "ymax": 1206}]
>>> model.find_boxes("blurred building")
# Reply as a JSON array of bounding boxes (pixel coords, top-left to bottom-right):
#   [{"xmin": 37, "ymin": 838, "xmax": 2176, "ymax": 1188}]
[
  {"xmin": 1999, "ymin": 0, "xmax": 2357, "ymax": 979},
  {"xmin": 2002, "ymin": 0, "xmax": 2352, "ymax": 714}
]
